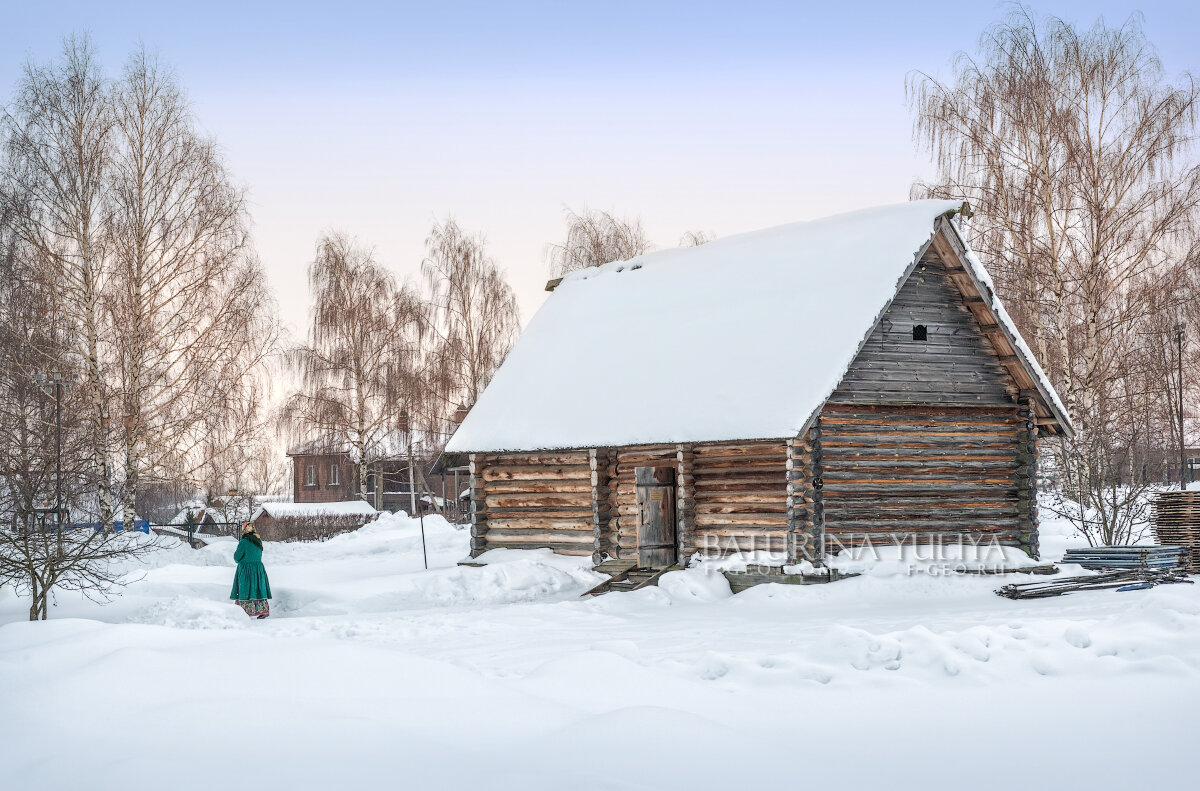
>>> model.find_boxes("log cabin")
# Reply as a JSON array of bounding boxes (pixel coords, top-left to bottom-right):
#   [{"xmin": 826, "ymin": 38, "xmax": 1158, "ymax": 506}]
[{"xmin": 446, "ymin": 201, "xmax": 1072, "ymax": 570}]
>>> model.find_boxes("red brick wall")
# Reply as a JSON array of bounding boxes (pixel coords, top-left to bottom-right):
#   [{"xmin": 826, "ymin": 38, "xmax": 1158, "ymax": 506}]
[{"xmin": 292, "ymin": 453, "xmax": 358, "ymax": 503}]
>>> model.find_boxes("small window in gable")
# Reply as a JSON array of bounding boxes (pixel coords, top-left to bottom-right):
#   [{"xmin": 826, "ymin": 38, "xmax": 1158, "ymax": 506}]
[{"xmin": 912, "ymin": 324, "xmax": 928, "ymax": 341}]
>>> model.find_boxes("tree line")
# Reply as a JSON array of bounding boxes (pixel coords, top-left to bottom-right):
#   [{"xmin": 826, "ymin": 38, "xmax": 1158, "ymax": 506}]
[
  {"xmin": 284, "ymin": 207, "xmax": 713, "ymax": 503},
  {"xmin": 0, "ymin": 37, "xmax": 277, "ymax": 534},
  {"xmin": 0, "ymin": 36, "xmax": 707, "ymax": 537}
]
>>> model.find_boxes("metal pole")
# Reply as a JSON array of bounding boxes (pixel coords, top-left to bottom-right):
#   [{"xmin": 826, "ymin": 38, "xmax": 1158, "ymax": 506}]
[
  {"xmin": 407, "ymin": 441, "xmax": 418, "ymax": 516},
  {"xmin": 1178, "ymin": 323, "xmax": 1187, "ymax": 491},
  {"xmin": 407, "ymin": 440, "xmax": 428, "ymax": 569},
  {"xmin": 418, "ymin": 505, "xmax": 429, "ymax": 571},
  {"xmin": 55, "ymin": 379, "xmax": 64, "ymax": 556},
  {"xmin": 55, "ymin": 381, "xmax": 62, "ymax": 523}
]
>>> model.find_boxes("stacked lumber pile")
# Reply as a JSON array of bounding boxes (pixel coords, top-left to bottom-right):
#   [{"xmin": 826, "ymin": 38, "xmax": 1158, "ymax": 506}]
[
  {"xmin": 1062, "ymin": 545, "xmax": 1188, "ymax": 571},
  {"xmin": 1150, "ymin": 491, "xmax": 1200, "ymax": 572},
  {"xmin": 997, "ymin": 568, "xmax": 1192, "ymax": 599}
]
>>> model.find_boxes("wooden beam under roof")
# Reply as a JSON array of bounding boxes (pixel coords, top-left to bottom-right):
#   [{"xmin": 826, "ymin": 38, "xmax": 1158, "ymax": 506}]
[{"xmin": 928, "ymin": 219, "xmax": 1069, "ymax": 437}]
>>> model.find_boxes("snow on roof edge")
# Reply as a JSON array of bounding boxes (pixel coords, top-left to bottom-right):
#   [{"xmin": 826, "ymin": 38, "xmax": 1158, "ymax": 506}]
[{"xmin": 251, "ymin": 500, "xmax": 378, "ymax": 520}]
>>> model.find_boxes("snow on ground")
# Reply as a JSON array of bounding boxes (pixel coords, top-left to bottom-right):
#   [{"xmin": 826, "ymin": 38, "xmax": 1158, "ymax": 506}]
[{"xmin": 1, "ymin": 512, "xmax": 1197, "ymax": 790}]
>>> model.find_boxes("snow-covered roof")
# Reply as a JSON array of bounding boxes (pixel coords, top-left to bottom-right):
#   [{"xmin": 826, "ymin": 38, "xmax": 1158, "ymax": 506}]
[
  {"xmin": 289, "ymin": 431, "xmax": 444, "ymax": 462},
  {"xmin": 447, "ymin": 200, "xmax": 1069, "ymax": 452},
  {"xmin": 286, "ymin": 438, "xmax": 352, "ymax": 457},
  {"xmin": 251, "ymin": 501, "xmax": 378, "ymax": 520},
  {"xmin": 170, "ymin": 499, "xmax": 260, "ymax": 525}
]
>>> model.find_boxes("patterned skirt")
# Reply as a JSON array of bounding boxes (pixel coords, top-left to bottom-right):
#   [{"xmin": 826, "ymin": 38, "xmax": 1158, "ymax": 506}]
[{"xmin": 237, "ymin": 599, "xmax": 270, "ymax": 618}]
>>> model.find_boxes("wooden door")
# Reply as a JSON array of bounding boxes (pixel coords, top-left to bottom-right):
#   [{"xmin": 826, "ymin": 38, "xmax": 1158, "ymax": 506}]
[{"xmin": 635, "ymin": 466, "xmax": 677, "ymax": 567}]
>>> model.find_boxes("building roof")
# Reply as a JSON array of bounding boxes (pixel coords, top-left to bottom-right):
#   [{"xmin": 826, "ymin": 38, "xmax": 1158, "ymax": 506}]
[
  {"xmin": 250, "ymin": 500, "xmax": 378, "ymax": 520},
  {"xmin": 286, "ymin": 438, "xmax": 352, "ymax": 457},
  {"xmin": 447, "ymin": 200, "xmax": 1070, "ymax": 453},
  {"xmin": 288, "ymin": 430, "xmax": 445, "ymax": 461}
]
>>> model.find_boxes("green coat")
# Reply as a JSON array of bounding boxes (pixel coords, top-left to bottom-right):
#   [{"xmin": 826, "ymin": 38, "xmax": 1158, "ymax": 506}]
[{"xmin": 230, "ymin": 537, "xmax": 272, "ymax": 601}]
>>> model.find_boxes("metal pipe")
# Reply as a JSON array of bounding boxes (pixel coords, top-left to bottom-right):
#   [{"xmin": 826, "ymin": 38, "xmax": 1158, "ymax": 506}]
[{"xmin": 1178, "ymin": 323, "xmax": 1187, "ymax": 491}]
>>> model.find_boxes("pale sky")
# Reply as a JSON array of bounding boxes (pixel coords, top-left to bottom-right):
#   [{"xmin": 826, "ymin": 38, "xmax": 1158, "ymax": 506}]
[{"xmin": 3, "ymin": 1, "xmax": 1197, "ymax": 339}]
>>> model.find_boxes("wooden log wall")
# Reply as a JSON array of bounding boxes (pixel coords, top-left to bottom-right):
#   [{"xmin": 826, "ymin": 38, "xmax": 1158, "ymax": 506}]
[
  {"xmin": 814, "ymin": 245, "xmax": 1037, "ymax": 554},
  {"xmin": 690, "ymin": 441, "xmax": 788, "ymax": 558},
  {"xmin": 469, "ymin": 451, "xmax": 594, "ymax": 556},
  {"xmin": 472, "ymin": 442, "xmax": 787, "ymax": 564},
  {"xmin": 829, "ymin": 254, "xmax": 1018, "ymax": 407},
  {"xmin": 818, "ymin": 403, "xmax": 1024, "ymax": 549}
]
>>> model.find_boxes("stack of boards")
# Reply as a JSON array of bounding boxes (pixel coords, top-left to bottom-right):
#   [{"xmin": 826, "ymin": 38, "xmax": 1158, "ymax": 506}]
[
  {"xmin": 1061, "ymin": 545, "xmax": 1188, "ymax": 571},
  {"xmin": 1151, "ymin": 491, "xmax": 1200, "ymax": 573}
]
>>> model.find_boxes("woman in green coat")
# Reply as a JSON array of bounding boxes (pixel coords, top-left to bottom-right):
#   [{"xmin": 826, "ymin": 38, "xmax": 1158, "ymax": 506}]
[{"xmin": 231, "ymin": 523, "xmax": 272, "ymax": 618}]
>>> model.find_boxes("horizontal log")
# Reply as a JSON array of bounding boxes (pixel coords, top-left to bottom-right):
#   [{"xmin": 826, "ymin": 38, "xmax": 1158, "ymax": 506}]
[
  {"xmin": 836, "ymin": 369, "xmax": 1014, "ymax": 387},
  {"xmin": 825, "ymin": 519, "xmax": 1019, "ymax": 531},
  {"xmin": 692, "ymin": 527, "xmax": 788, "ymax": 541},
  {"xmin": 827, "ymin": 535, "xmax": 1022, "ymax": 549},
  {"xmin": 481, "ymin": 464, "xmax": 592, "ymax": 482},
  {"xmin": 615, "ymin": 451, "xmax": 677, "ymax": 463},
  {"xmin": 821, "ymin": 417, "xmax": 1021, "ymax": 429},
  {"xmin": 823, "ymin": 469, "xmax": 1015, "ymax": 481},
  {"xmin": 484, "ymin": 507, "xmax": 595, "ymax": 518},
  {"xmin": 852, "ymin": 349, "xmax": 1008, "ymax": 366},
  {"xmin": 483, "ymin": 540, "xmax": 592, "ymax": 556},
  {"xmin": 485, "ymin": 494, "xmax": 591, "ymax": 508},
  {"xmin": 821, "ymin": 402, "xmax": 1019, "ymax": 416},
  {"xmin": 692, "ymin": 442, "xmax": 787, "ymax": 456},
  {"xmin": 692, "ymin": 492, "xmax": 787, "ymax": 504},
  {"xmin": 696, "ymin": 503, "xmax": 789, "ymax": 515},
  {"xmin": 486, "ymin": 518, "xmax": 594, "ymax": 532},
  {"xmin": 483, "ymin": 529, "xmax": 594, "ymax": 543},
  {"xmin": 826, "ymin": 392, "xmax": 1016, "ymax": 406},
  {"xmin": 695, "ymin": 513, "xmax": 789, "ymax": 527},
  {"xmin": 823, "ymin": 508, "xmax": 1016, "ymax": 521},
  {"xmin": 822, "ymin": 483, "xmax": 1018, "ymax": 496},
  {"xmin": 486, "ymin": 453, "xmax": 591, "ymax": 466},
  {"xmin": 821, "ymin": 449, "xmax": 1019, "ymax": 460},
  {"xmin": 822, "ymin": 496, "xmax": 1013, "ymax": 508},
  {"xmin": 822, "ymin": 461, "xmax": 1017, "ymax": 473},
  {"xmin": 482, "ymin": 481, "xmax": 592, "ymax": 494},
  {"xmin": 822, "ymin": 441, "xmax": 1019, "ymax": 452},
  {"xmin": 693, "ymin": 475, "xmax": 786, "ymax": 487},
  {"xmin": 693, "ymin": 458, "xmax": 787, "ymax": 472}
]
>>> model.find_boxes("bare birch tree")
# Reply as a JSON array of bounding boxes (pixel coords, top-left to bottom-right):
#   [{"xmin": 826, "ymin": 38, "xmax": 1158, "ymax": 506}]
[
  {"xmin": 546, "ymin": 207, "xmax": 651, "ymax": 274},
  {"xmin": 679, "ymin": 230, "xmax": 715, "ymax": 247},
  {"xmin": 422, "ymin": 218, "xmax": 520, "ymax": 417},
  {"xmin": 0, "ymin": 36, "xmax": 118, "ymax": 529},
  {"xmin": 909, "ymin": 5, "xmax": 1200, "ymax": 543},
  {"xmin": 105, "ymin": 48, "xmax": 278, "ymax": 526},
  {"xmin": 0, "ymin": 181, "xmax": 164, "ymax": 620},
  {"xmin": 283, "ymin": 232, "xmax": 426, "ymax": 500}
]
